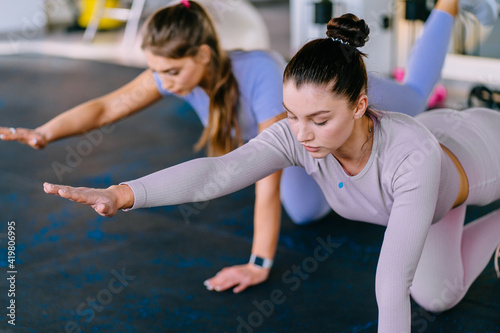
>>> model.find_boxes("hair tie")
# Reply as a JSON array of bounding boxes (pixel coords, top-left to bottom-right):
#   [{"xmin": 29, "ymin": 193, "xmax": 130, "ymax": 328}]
[
  {"xmin": 180, "ymin": 0, "xmax": 190, "ymax": 8},
  {"xmin": 331, "ymin": 37, "xmax": 350, "ymax": 46}
]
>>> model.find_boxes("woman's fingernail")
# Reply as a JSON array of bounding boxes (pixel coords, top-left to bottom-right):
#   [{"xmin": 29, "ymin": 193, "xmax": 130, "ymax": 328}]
[
  {"xmin": 0, "ymin": 135, "xmax": 4, "ymax": 139},
  {"xmin": 215, "ymin": 286, "xmax": 221, "ymax": 292}
]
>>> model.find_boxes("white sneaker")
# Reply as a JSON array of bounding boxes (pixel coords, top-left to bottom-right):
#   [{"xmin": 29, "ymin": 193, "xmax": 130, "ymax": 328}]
[
  {"xmin": 495, "ymin": 245, "xmax": 500, "ymax": 278},
  {"xmin": 460, "ymin": 0, "xmax": 499, "ymax": 26}
]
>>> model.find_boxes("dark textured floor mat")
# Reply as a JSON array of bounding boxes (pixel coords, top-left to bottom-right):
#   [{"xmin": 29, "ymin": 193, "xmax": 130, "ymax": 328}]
[{"xmin": 0, "ymin": 54, "xmax": 498, "ymax": 332}]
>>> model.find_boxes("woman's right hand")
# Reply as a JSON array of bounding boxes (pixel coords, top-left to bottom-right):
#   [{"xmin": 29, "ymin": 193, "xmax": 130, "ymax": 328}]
[
  {"xmin": 0, "ymin": 127, "xmax": 47, "ymax": 149},
  {"xmin": 43, "ymin": 183, "xmax": 119, "ymax": 217},
  {"xmin": 43, "ymin": 183, "xmax": 134, "ymax": 217}
]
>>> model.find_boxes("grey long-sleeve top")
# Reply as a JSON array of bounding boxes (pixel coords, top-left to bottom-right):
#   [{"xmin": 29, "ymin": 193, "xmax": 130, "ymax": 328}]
[{"xmin": 123, "ymin": 111, "xmax": 460, "ymax": 332}]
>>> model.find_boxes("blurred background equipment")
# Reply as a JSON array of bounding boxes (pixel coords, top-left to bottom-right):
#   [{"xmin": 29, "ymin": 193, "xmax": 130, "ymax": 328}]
[{"xmin": 290, "ymin": 0, "xmax": 395, "ymax": 76}]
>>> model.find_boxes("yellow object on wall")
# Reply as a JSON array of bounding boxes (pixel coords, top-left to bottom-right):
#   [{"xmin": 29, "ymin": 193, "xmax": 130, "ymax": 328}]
[{"xmin": 78, "ymin": 0, "xmax": 125, "ymax": 29}]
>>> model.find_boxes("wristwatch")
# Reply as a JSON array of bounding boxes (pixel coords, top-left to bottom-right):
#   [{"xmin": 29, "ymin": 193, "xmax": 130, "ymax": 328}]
[{"xmin": 249, "ymin": 254, "xmax": 273, "ymax": 269}]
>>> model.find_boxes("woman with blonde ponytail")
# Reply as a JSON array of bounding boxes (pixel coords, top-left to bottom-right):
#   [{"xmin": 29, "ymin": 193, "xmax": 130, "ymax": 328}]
[
  {"xmin": 141, "ymin": 1, "xmax": 244, "ymax": 156},
  {"xmin": 1, "ymin": 1, "xmax": 288, "ymax": 293}
]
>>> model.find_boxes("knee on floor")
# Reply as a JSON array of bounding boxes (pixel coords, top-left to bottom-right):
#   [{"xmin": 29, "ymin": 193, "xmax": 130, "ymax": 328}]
[
  {"xmin": 285, "ymin": 206, "xmax": 331, "ymax": 225},
  {"xmin": 288, "ymin": 213, "xmax": 320, "ymax": 225},
  {"xmin": 411, "ymin": 278, "xmax": 466, "ymax": 313}
]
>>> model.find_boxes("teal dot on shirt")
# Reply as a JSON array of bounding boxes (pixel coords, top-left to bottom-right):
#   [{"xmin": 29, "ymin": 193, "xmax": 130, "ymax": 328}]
[{"xmin": 338, "ymin": 182, "xmax": 344, "ymax": 189}]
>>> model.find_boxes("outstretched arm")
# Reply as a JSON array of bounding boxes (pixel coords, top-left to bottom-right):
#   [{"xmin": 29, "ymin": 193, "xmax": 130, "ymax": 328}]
[
  {"xmin": 1, "ymin": 70, "xmax": 161, "ymax": 149},
  {"xmin": 197, "ymin": 51, "xmax": 287, "ymax": 293},
  {"xmin": 204, "ymin": 113, "xmax": 286, "ymax": 293},
  {"xmin": 44, "ymin": 127, "xmax": 293, "ymax": 217}
]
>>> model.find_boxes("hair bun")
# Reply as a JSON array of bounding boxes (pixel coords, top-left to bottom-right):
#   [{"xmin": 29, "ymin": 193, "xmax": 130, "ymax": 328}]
[{"xmin": 326, "ymin": 13, "xmax": 370, "ymax": 48}]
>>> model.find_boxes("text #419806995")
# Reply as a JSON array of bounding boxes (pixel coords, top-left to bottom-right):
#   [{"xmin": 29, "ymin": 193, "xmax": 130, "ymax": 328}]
[{"xmin": 6, "ymin": 221, "xmax": 17, "ymax": 326}]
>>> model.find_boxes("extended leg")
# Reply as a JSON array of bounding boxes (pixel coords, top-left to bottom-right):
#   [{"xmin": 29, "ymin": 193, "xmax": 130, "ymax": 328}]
[{"xmin": 368, "ymin": 8, "xmax": 455, "ymax": 116}]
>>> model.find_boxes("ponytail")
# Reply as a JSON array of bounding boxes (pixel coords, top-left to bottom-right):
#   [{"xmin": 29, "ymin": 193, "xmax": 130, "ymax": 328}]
[{"xmin": 141, "ymin": 1, "xmax": 242, "ymax": 156}]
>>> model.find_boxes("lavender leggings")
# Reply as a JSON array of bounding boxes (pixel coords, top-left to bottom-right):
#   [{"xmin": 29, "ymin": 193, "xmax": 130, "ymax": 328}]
[
  {"xmin": 409, "ymin": 108, "xmax": 500, "ymax": 313},
  {"xmin": 281, "ymin": 10, "xmax": 455, "ymax": 223}
]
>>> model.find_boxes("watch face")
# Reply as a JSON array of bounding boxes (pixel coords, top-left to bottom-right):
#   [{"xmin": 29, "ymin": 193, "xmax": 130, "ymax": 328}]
[{"xmin": 254, "ymin": 256, "xmax": 265, "ymax": 267}]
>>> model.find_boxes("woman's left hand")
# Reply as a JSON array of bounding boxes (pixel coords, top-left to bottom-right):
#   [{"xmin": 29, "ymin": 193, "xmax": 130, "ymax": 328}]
[{"xmin": 203, "ymin": 263, "xmax": 270, "ymax": 293}]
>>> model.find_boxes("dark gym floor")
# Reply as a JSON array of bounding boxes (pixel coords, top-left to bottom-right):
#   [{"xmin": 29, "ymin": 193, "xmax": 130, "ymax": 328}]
[{"xmin": 0, "ymin": 55, "xmax": 499, "ymax": 333}]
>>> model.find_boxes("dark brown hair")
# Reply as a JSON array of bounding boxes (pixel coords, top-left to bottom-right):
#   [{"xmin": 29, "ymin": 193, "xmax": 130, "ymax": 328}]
[
  {"xmin": 141, "ymin": 1, "xmax": 241, "ymax": 156},
  {"xmin": 284, "ymin": 13, "xmax": 377, "ymax": 118}
]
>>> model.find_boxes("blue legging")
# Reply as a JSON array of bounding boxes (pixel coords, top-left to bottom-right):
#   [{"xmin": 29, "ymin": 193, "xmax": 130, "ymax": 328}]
[{"xmin": 281, "ymin": 10, "xmax": 455, "ymax": 224}]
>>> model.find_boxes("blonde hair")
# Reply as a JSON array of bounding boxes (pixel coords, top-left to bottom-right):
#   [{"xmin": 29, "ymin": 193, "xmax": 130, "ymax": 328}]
[{"xmin": 141, "ymin": 1, "xmax": 242, "ymax": 156}]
